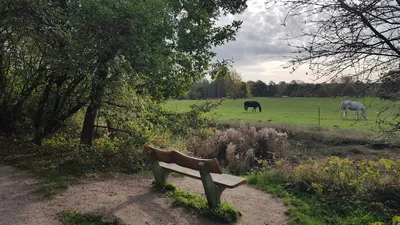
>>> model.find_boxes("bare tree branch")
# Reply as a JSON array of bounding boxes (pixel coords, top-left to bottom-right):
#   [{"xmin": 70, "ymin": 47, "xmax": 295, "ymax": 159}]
[{"xmin": 337, "ymin": 0, "xmax": 400, "ymax": 56}]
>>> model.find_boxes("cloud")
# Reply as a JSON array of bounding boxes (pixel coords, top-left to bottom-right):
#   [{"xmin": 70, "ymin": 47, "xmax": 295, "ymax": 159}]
[{"xmin": 212, "ymin": 0, "xmax": 315, "ymax": 83}]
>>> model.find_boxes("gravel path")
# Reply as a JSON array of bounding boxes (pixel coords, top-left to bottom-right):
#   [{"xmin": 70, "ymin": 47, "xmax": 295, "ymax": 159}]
[{"xmin": 0, "ymin": 165, "xmax": 288, "ymax": 225}]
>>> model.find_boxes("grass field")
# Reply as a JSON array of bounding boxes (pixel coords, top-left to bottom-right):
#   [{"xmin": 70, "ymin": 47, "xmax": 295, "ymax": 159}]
[{"xmin": 166, "ymin": 97, "xmax": 397, "ymax": 132}]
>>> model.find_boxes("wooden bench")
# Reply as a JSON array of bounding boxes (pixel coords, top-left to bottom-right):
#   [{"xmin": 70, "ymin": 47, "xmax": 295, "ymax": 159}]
[{"xmin": 143, "ymin": 145, "xmax": 246, "ymax": 208}]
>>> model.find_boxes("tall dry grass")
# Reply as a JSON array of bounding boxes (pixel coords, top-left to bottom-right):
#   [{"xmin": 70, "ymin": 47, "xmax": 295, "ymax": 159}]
[{"xmin": 186, "ymin": 123, "xmax": 290, "ymax": 174}]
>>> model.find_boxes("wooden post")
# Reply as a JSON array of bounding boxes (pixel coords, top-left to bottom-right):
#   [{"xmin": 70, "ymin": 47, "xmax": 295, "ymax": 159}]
[
  {"xmin": 147, "ymin": 150, "xmax": 170, "ymax": 186},
  {"xmin": 198, "ymin": 161, "xmax": 225, "ymax": 208},
  {"xmin": 318, "ymin": 107, "xmax": 321, "ymax": 126}
]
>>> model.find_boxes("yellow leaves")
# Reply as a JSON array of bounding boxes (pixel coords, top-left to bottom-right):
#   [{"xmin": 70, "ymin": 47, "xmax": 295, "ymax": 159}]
[
  {"xmin": 328, "ymin": 156, "xmax": 340, "ymax": 165},
  {"xmin": 275, "ymin": 159, "xmax": 284, "ymax": 166},
  {"xmin": 369, "ymin": 216, "xmax": 400, "ymax": 225},
  {"xmin": 290, "ymin": 156, "xmax": 400, "ymax": 197},
  {"xmin": 378, "ymin": 158, "xmax": 395, "ymax": 169},
  {"xmin": 393, "ymin": 216, "xmax": 400, "ymax": 225},
  {"xmin": 368, "ymin": 161, "xmax": 377, "ymax": 167},
  {"xmin": 311, "ymin": 182, "xmax": 323, "ymax": 193}
]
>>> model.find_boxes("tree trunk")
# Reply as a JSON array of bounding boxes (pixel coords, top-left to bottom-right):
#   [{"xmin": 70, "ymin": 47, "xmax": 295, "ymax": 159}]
[
  {"xmin": 106, "ymin": 119, "xmax": 116, "ymax": 140},
  {"xmin": 80, "ymin": 63, "xmax": 108, "ymax": 146},
  {"xmin": 0, "ymin": 112, "xmax": 13, "ymax": 136},
  {"xmin": 44, "ymin": 101, "xmax": 87, "ymax": 136},
  {"xmin": 33, "ymin": 82, "xmax": 52, "ymax": 145},
  {"xmin": 0, "ymin": 50, "xmax": 12, "ymax": 136}
]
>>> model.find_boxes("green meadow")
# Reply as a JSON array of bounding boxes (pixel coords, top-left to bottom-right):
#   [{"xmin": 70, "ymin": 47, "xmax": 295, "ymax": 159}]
[{"xmin": 165, "ymin": 97, "xmax": 396, "ymax": 132}]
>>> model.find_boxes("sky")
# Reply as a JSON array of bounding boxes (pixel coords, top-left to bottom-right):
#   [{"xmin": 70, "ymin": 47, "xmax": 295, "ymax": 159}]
[{"xmin": 212, "ymin": 0, "xmax": 317, "ymax": 83}]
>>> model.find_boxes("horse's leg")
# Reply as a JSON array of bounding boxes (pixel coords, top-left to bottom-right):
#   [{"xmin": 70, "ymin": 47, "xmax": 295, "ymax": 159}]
[{"xmin": 340, "ymin": 107, "xmax": 344, "ymax": 118}]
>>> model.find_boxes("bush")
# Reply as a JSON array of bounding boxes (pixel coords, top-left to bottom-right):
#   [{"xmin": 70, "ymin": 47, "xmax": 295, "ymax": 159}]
[
  {"xmin": 58, "ymin": 137, "xmax": 148, "ymax": 176},
  {"xmin": 259, "ymin": 156, "xmax": 400, "ymax": 222},
  {"xmin": 247, "ymin": 169, "xmax": 400, "ymax": 225},
  {"xmin": 0, "ymin": 132, "xmax": 149, "ymax": 196},
  {"xmin": 186, "ymin": 123, "xmax": 290, "ymax": 174},
  {"xmin": 288, "ymin": 156, "xmax": 400, "ymax": 200}
]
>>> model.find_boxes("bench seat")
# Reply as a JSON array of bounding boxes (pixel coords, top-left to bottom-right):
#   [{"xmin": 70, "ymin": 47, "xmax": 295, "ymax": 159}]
[
  {"xmin": 159, "ymin": 162, "xmax": 246, "ymax": 188},
  {"xmin": 143, "ymin": 145, "xmax": 247, "ymax": 208}
]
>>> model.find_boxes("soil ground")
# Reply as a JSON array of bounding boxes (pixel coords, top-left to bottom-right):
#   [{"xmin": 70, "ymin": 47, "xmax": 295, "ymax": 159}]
[{"xmin": 0, "ymin": 165, "xmax": 288, "ymax": 225}]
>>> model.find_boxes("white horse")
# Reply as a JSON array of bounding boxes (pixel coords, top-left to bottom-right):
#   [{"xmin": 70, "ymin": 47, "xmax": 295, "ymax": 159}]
[{"xmin": 340, "ymin": 101, "xmax": 367, "ymax": 120}]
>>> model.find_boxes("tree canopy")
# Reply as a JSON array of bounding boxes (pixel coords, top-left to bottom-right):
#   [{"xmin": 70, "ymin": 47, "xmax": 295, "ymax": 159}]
[{"xmin": 0, "ymin": 0, "xmax": 248, "ymax": 145}]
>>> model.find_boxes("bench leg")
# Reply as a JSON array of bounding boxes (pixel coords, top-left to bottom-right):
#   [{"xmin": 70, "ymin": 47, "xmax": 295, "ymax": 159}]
[
  {"xmin": 150, "ymin": 161, "xmax": 171, "ymax": 186},
  {"xmin": 147, "ymin": 150, "xmax": 170, "ymax": 186},
  {"xmin": 198, "ymin": 162, "xmax": 226, "ymax": 209}
]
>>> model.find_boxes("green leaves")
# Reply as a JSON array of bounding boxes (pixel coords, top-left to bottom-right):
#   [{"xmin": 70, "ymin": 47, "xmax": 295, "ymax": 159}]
[{"xmin": 0, "ymin": 0, "xmax": 247, "ymax": 143}]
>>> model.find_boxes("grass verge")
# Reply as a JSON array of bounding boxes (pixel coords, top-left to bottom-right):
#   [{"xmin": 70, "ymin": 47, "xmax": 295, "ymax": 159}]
[
  {"xmin": 0, "ymin": 136, "xmax": 146, "ymax": 197},
  {"xmin": 246, "ymin": 171, "xmax": 397, "ymax": 225},
  {"xmin": 152, "ymin": 182, "xmax": 241, "ymax": 224},
  {"xmin": 58, "ymin": 210, "xmax": 121, "ymax": 225}
]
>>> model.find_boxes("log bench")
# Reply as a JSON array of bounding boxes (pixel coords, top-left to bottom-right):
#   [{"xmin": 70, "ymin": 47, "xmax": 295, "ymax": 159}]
[{"xmin": 143, "ymin": 146, "xmax": 246, "ymax": 208}]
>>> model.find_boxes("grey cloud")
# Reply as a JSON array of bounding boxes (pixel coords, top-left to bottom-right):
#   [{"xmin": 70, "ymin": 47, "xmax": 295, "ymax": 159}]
[
  {"xmin": 209, "ymin": 0, "xmax": 316, "ymax": 82},
  {"xmin": 212, "ymin": 0, "xmax": 301, "ymax": 67}
]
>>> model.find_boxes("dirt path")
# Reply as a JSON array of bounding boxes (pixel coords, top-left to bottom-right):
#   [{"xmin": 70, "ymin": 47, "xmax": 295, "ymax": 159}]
[{"xmin": 0, "ymin": 165, "xmax": 288, "ymax": 225}]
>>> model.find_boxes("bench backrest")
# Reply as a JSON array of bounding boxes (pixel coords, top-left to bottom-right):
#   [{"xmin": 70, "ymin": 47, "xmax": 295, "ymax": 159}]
[{"xmin": 143, "ymin": 146, "xmax": 223, "ymax": 174}]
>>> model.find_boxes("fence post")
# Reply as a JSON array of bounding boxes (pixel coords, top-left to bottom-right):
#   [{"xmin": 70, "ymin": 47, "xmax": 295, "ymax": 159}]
[{"xmin": 318, "ymin": 107, "xmax": 321, "ymax": 126}]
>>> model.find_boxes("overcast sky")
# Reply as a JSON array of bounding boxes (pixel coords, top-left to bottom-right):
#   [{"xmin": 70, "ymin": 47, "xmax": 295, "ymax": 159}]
[{"xmin": 213, "ymin": 0, "xmax": 316, "ymax": 83}]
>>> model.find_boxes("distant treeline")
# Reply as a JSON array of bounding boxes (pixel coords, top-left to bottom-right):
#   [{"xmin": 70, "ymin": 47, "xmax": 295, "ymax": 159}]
[{"xmin": 178, "ymin": 70, "xmax": 399, "ymax": 100}]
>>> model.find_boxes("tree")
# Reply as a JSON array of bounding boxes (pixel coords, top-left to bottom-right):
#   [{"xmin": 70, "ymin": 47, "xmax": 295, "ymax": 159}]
[
  {"xmin": 250, "ymin": 80, "xmax": 268, "ymax": 97},
  {"xmin": 378, "ymin": 69, "xmax": 400, "ymax": 100},
  {"xmin": 341, "ymin": 84, "xmax": 357, "ymax": 96},
  {"xmin": 267, "ymin": 0, "xmax": 400, "ymax": 81},
  {"xmin": 238, "ymin": 81, "xmax": 252, "ymax": 98},
  {"xmin": 0, "ymin": 0, "xmax": 248, "ymax": 145},
  {"xmin": 225, "ymin": 70, "xmax": 243, "ymax": 98},
  {"xmin": 329, "ymin": 82, "xmax": 347, "ymax": 98},
  {"xmin": 0, "ymin": 0, "xmax": 94, "ymax": 143},
  {"xmin": 277, "ymin": 81, "xmax": 288, "ymax": 96},
  {"xmin": 77, "ymin": 0, "xmax": 247, "ymax": 145},
  {"xmin": 268, "ymin": 81, "xmax": 278, "ymax": 96},
  {"xmin": 318, "ymin": 86, "xmax": 331, "ymax": 97},
  {"xmin": 287, "ymin": 80, "xmax": 300, "ymax": 97}
]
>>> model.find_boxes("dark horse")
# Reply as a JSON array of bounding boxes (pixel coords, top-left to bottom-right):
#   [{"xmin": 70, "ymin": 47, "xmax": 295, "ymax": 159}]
[{"xmin": 244, "ymin": 101, "xmax": 262, "ymax": 112}]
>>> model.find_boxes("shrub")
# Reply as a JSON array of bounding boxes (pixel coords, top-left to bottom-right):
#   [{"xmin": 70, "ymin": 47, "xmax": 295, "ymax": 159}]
[
  {"xmin": 186, "ymin": 123, "xmax": 290, "ymax": 174},
  {"xmin": 0, "ymin": 131, "xmax": 149, "ymax": 196},
  {"xmin": 58, "ymin": 137, "xmax": 148, "ymax": 176},
  {"xmin": 248, "ymin": 167, "xmax": 400, "ymax": 225},
  {"xmin": 288, "ymin": 156, "xmax": 400, "ymax": 199},
  {"xmin": 269, "ymin": 156, "xmax": 400, "ymax": 221}
]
